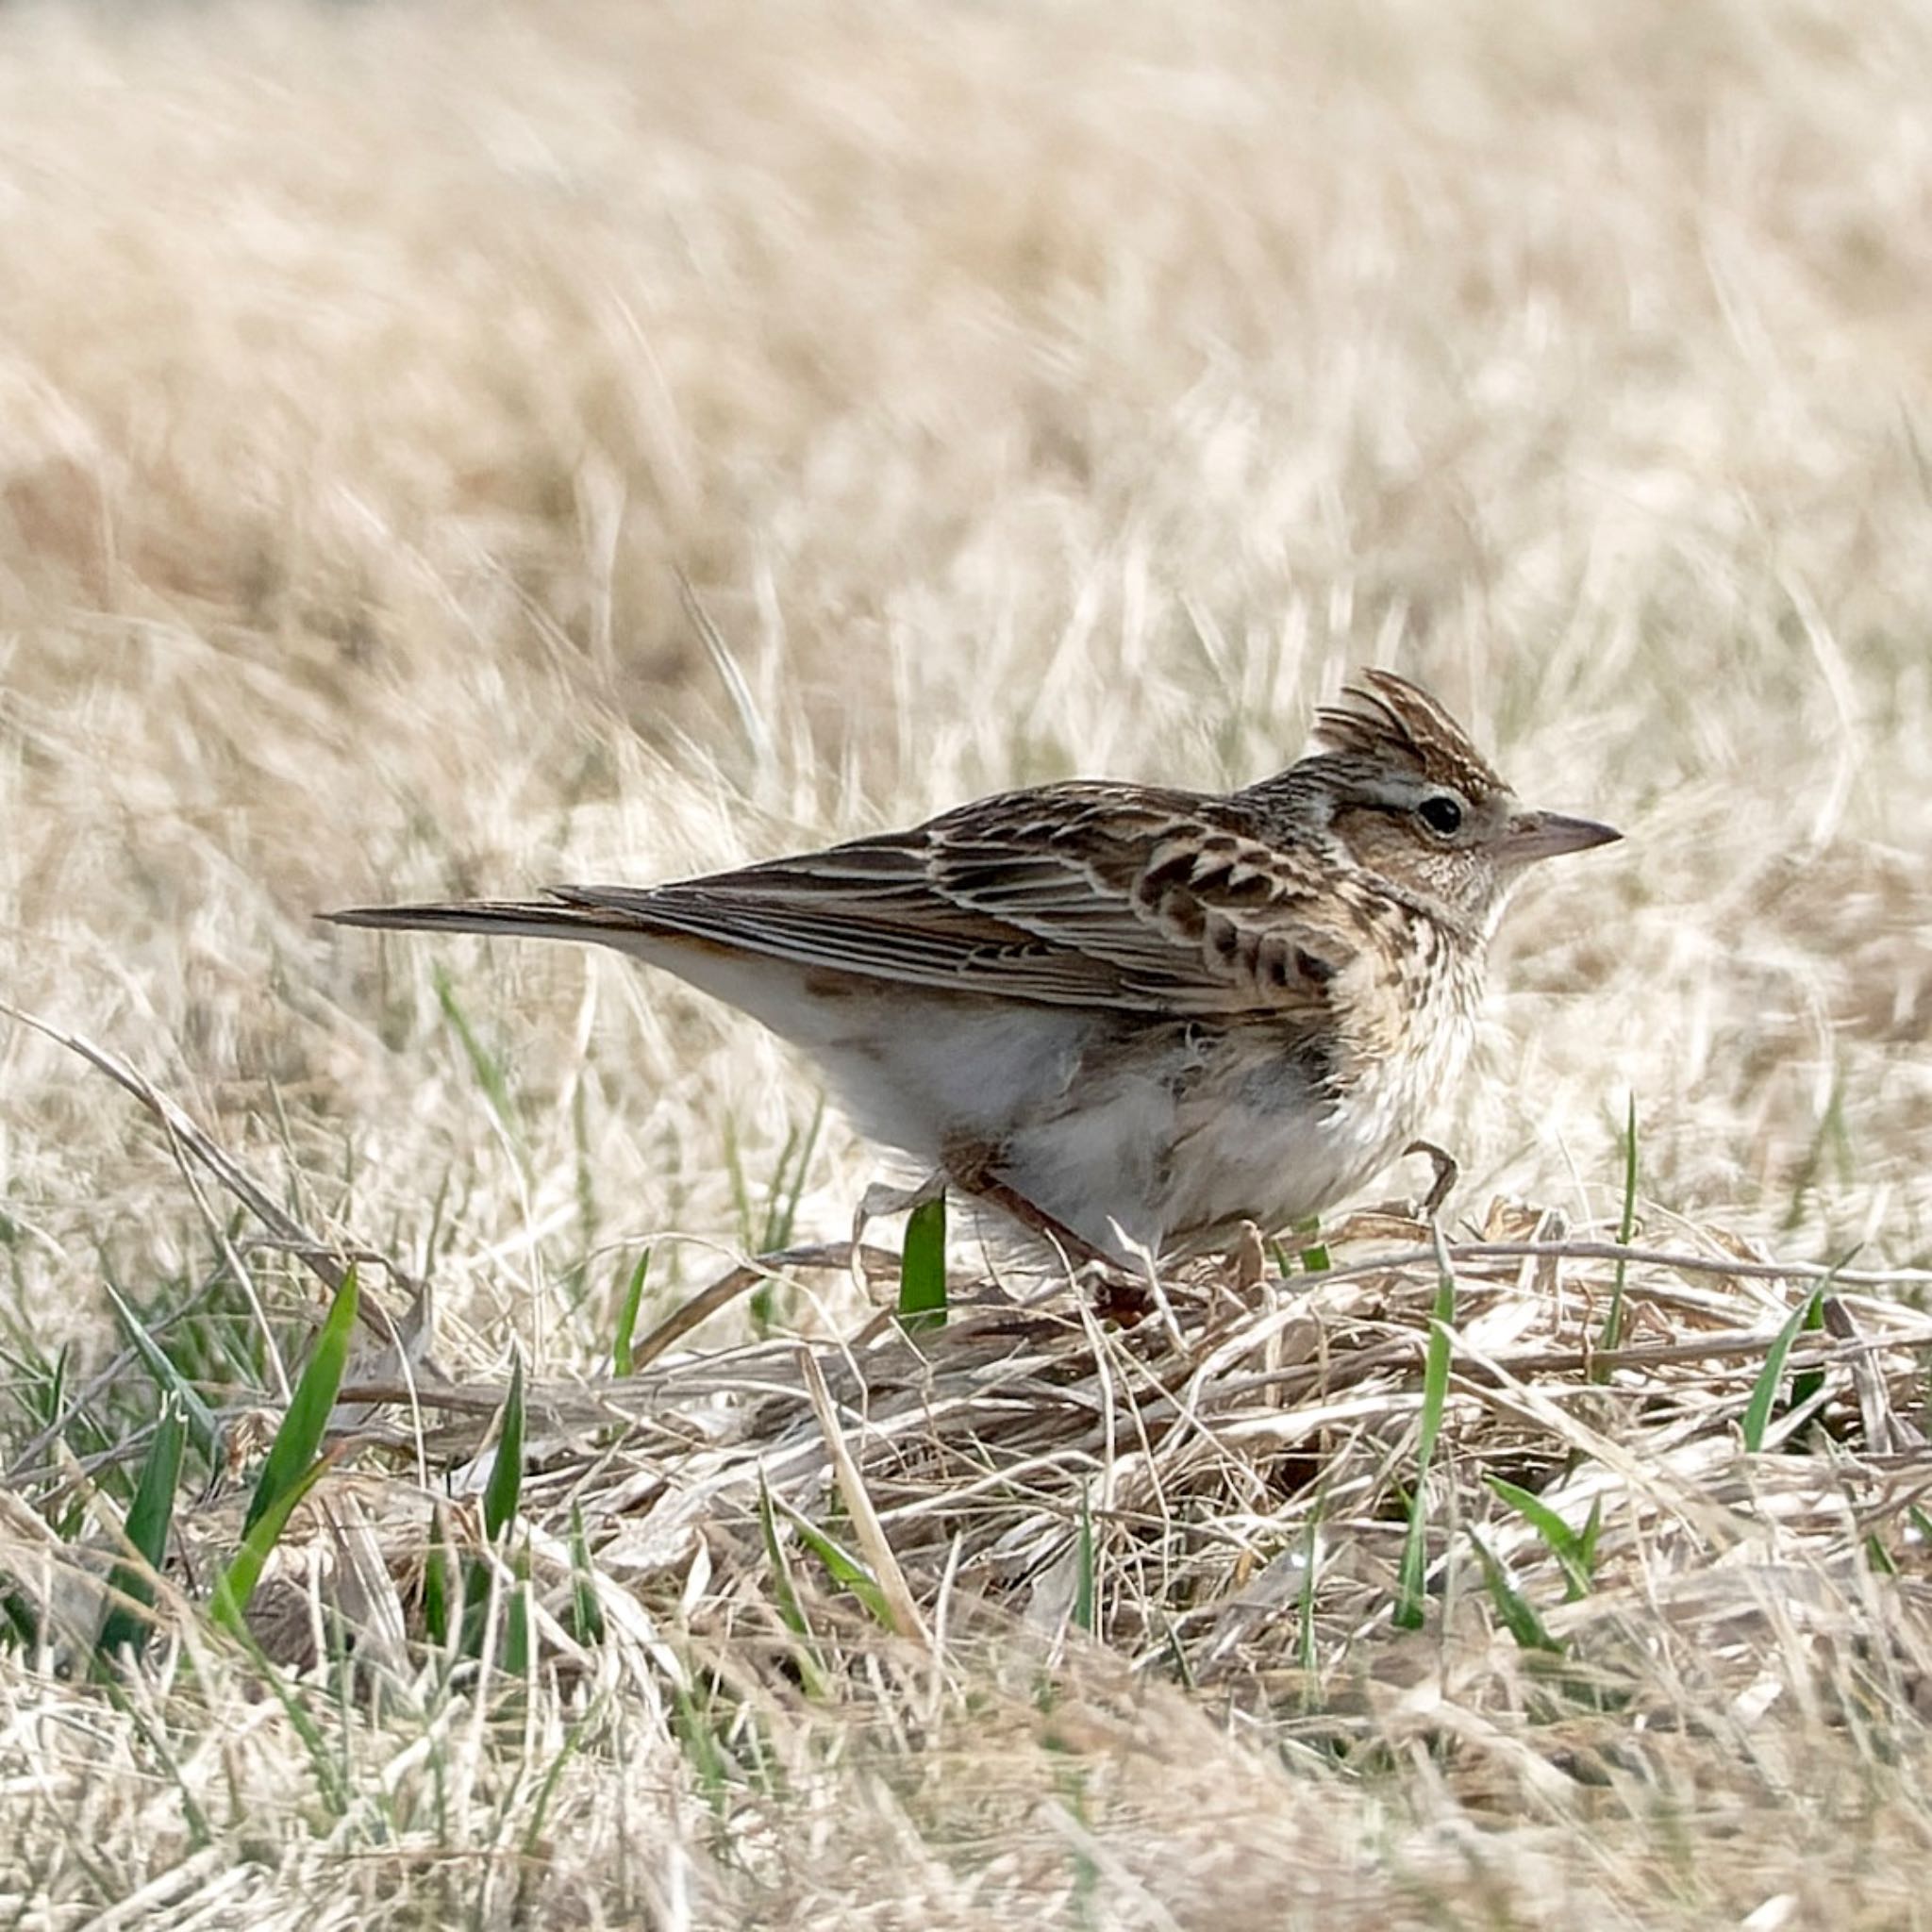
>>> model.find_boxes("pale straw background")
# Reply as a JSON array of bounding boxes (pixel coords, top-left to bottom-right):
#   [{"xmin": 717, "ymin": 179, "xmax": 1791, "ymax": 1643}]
[{"xmin": 2, "ymin": 2, "xmax": 1928, "ymax": 1923}]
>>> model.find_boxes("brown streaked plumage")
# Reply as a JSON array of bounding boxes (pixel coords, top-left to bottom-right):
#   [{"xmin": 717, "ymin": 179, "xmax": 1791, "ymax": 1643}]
[{"xmin": 328, "ymin": 670, "xmax": 1619, "ymax": 1260}]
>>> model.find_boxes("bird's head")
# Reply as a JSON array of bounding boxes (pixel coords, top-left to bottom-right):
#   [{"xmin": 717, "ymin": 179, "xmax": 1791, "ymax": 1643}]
[{"xmin": 1251, "ymin": 670, "xmax": 1620, "ymax": 934}]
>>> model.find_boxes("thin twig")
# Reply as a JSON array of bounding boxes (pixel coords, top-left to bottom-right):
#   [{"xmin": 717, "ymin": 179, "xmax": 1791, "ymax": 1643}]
[
  {"xmin": 2, "ymin": 1005, "xmax": 405, "ymax": 1343},
  {"xmin": 1312, "ymin": 1237, "xmax": 1932, "ymax": 1291},
  {"xmin": 624, "ymin": 1241, "xmax": 902, "ymax": 1372}
]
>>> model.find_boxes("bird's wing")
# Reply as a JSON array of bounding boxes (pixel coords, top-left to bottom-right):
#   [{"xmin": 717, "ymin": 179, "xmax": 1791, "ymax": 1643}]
[{"xmin": 500, "ymin": 783, "xmax": 1368, "ymax": 1017}]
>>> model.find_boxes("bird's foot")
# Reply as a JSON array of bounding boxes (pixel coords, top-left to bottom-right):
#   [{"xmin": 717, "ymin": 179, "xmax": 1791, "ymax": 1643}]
[{"xmin": 1403, "ymin": 1139, "xmax": 1459, "ymax": 1222}]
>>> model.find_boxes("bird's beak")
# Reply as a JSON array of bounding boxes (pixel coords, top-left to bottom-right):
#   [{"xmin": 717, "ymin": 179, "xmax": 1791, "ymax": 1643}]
[{"xmin": 1499, "ymin": 810, "xmax": 1622, "ymax": 868}]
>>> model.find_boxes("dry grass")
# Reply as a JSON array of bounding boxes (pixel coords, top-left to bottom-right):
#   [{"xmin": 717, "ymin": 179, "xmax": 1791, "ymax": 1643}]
[{"xmin": 3, "ymin": 0, "xmax": 1932, "ymax": 1924}]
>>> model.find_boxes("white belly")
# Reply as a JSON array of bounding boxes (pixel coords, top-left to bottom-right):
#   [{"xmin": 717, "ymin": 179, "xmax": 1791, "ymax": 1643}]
[
  {"xmin": 599, "ymin": 928, "xmax": 1475, "ymax": 1259},
  {"xmin": 999, "ymin": 1004, "xmax": 1476, "ymax": 1255}
]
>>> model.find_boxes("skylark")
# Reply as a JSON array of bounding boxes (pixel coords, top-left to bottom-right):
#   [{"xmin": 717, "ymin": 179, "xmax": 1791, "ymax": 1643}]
[{"xmin": 330, "ymin": 672, "xmax": 1618, "ymax": 1261}]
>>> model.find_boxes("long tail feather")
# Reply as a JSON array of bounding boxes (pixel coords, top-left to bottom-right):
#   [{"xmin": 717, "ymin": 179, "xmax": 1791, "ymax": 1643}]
[{"xmin": 322, "ymin": 898, "xmax": 654, "ymax": 942}]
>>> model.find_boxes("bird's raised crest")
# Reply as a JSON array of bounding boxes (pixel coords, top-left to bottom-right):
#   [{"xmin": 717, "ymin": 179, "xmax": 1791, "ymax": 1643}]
[{"xmin": 1313, "ymin": 670, "xmax": 1507, "ymax": 796}]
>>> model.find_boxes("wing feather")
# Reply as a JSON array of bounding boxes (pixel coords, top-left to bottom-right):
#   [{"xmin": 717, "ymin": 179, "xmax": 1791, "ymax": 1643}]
[{"xmin": 541, "ymin": 782, "xmax": 1362, "ymax": 1017}]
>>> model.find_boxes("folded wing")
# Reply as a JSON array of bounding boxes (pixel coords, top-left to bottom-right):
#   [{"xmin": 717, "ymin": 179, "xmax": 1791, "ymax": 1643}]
[{"xmin": 393, "ymin": 782, "xmax": 1363, "ymax": 1018}]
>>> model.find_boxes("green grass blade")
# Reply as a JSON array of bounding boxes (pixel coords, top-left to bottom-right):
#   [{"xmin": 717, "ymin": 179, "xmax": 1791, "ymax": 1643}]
[
  {"xmin": 757, "ymin": 1477, "xmax": 828, "ymax": 1696},
  {"xmin": 1790, "ymin": 1290, "xmax": 1830, "ymax": 1416},
  {"xmin": 44, "ymin": 1339, "xmax": 69, "ymax": 1429},
  {"xmin": 1393, "ymin": 1245, "xmax": 1457, "ymax": 1630},
  {"xmin": 521, "ymin": 1695, "xmax": 600, "ymax": 1859},
  {"xmin": 774, "ymin": 1496, "xmax": 891, "ymax": 1626},
  {"xmin": 1073, "ymin": 1482, "xmax": 1096, "ymax": 1636},
  {"xmin": 1578, "ymin": 1496, "xmax": 1603, "ymax": 1574},
  {"xmin": 431, "ymin": 965, "xmax": 521, "ymax": 1152},
  {"xmin": 207, "ymin": 1268, "xmax": 357, "ymax": 1634},
  {"xmin": 897, "ymin": 1191, "xmax": 948, "ymax": 1331},
  {"xmin": 423, "ymin": 1504, "xmax": 455, "ymax": 1649},
  {"xmin": 1487, "ymin": 1476, "xmax": 1597, "ymax": 1600},
  {"xmin": 98, "ymin": 1395, "xmax": 187, "ymax": 1662},
  {"xmin": 101, "ymin": 1282, "xmax": 222, "ymax": 1464},
  {"xmin": 1, "ymin": 1588, "xmax": 41, "ymax": 1650},
  {"xmin": 243, "ymin": 1269, "xmax": 358, "ymax": 1538},
  {"xmin": 459, "ymin": 1357, "xmax": 526, "ymax": 1660},
  {"xmin": 210, "ymin": 1456, "xmax": 334, "ymax": 1633},
  {"xmin": 1783, "ymin": 1072, "xmax": 1851, "ymax": 1233},
  {"xmin": 722, "ymin": 1115, "xmax": 753, "ymax": 1255},
  {"xmin": 503, "ymin": 1536, "xmax": 531, "ymax": 1676},
  {"xmin": 571, "ymin": 1077, "xmax": 598, "ymax": 1298},
  {"xmin": 569, "ymin": 1502, "xmax": 605, "ymax": 1646},
  {"xmin": 0, "ymin": 1336, "xmax": 71, "ymax": 1438},
  {"xmin": 672, "ymin": 1679, "xmax": 733, "ymax": 1809},
  {"xmin": 1741, "ymin": 1286, "xmax": 1824, "ymax": 1453},
  {"xmin": 458, "ymin": 1556, "xmax": 492, "ymax": 1661},
  {"xmin": 757, "ymin": 1477, "xmax": 811, "ymax": 1641},
  {"xmin": 611, "ymin": 1248, "xmax": 651, "ymax": 1377},
  {"xmin": 482, "ymin": 1352, "xmax": 525, "ymax": 1543},
  {"xmin": 121, "ymin": 1399, "xmax": 186, "ymax": 1575},
  {"xmin": 1468, "ymin": 1528, "xmax": 1561, "ymax": 1653},
  {"xmin": 744, "ymin": 1099, "xmax": 828, "ymax": 1329},
  {"xmin": 1290, "ymin": 1215, "xmax": 1331, "ymax": 1273},
  {"xmin": 84, "ymin": 1668, "xmax": 214, "ymax": 1845},
  {"xmin": 211, "ymin": 1616, "xmax": 349, "ymax": 1816}
]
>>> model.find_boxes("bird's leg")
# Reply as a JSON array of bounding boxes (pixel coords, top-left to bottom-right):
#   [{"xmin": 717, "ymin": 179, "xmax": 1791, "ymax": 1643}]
[
  {"xmin": 941, "ymin": 1135, "xmax": 1120, "ymax": 1270},
  {"xmin": 941, "ymin": 1140, "xmax": 1154, "ymax": 1326},
  {"xmin": 1230, "ymin": 1219, "xmax": 1268, "ymax": 1291},
  {"xmin": 972, "ymin": 1175, "xmax": 1122, "ymax": 1269},
  {"xmin": 1404, "ymin": 1138, "xmax": 1459, "ymax": 1221}
]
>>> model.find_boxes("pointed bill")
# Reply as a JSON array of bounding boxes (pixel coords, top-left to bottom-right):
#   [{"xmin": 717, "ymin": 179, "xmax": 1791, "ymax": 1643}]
[{"xmin": 1498, "ymin": 810, "xmax": 1623, "ymax": 869}]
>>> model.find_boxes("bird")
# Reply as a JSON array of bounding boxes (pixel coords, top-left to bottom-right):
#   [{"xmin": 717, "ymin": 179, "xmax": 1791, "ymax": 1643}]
[{"xmin": 328, "ymin": 671, "xmax": 1619, "ymax": 1264}]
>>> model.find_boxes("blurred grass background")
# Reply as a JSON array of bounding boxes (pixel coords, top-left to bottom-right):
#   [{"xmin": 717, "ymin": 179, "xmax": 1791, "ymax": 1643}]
[
  {"xmin": 3, "ymin": 1, "xmax": 1932, "ymax": 1922},
  {"xmin": 4, "ymin": 0, "xmax": 1929, "ymax": 1362}
]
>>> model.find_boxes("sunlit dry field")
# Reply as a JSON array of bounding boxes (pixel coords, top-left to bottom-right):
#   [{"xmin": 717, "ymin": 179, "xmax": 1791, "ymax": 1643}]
[{"xmin": 3, "ymin": 0, "xmax": 1931, "ymax": 1924}]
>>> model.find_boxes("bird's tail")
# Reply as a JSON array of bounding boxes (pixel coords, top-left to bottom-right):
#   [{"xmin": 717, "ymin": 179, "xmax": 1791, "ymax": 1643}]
[{"xmin": 323, "ymin": 895, "xmax": 658, "ymax": 944}]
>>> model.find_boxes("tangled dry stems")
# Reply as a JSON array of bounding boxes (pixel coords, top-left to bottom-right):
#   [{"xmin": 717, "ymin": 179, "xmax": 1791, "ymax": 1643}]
[
  {"xmin": 8, "ymin": 1042, "xmax": 1932, "ymax": 1926},
  {"xmin": 5, "ymin": 0, "xmax": 1932, "ymax": 1921}
]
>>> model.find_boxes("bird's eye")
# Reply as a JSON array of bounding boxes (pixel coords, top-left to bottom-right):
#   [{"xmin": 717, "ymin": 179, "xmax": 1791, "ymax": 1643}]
[{"xmin": 1417, "ymin": 794, "xmax": 1464, "ymax": 836}]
